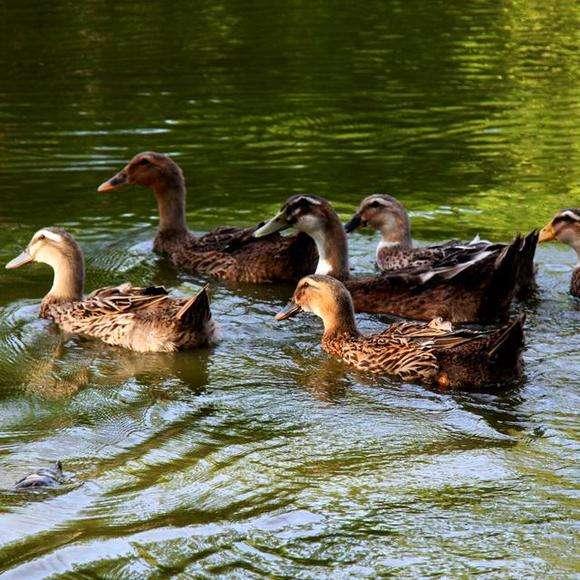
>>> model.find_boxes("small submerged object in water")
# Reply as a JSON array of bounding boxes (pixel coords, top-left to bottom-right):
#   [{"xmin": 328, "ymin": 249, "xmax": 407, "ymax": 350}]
[{"xmin": 14, "ymin": 460, "xmax": 63, "ymax": 490}]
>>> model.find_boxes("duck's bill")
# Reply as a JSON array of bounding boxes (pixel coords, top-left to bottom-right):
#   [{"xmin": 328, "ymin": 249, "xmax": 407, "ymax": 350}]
[
  {"xmin": 97, "ymin": 171, "xmax": 128, "ymax": 192},
  {"xmin": 6, "ymin": 249, "xmax": 32, "ymax": 269},
  {"xmin": 275, "ymin": 302, "xmax": 302, "ymax": 321},
  {"xmin": 344, "ymin": 214, "xmax": 363, "ymax": 233},
  {"xmin": 538, "ymin": 224, "xmax": 555, "ymax": 242},
  {"xmin": 254, "ymin": 212, "xmax": 290, "ymax": 238}
]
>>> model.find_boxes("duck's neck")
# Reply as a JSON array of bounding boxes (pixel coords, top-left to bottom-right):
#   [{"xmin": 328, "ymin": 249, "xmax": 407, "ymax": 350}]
[
  {"xmin": 45, "ymin": 253, "xmax": 84, "ymax": 305},
  {"xmin": 571, "ymin": 240, "xmax": 580, "ymax": 268},
  {"xmin": 320, "ymin": 300, "xmax": 360, "ymax": 341},
  {"xmin": 376, "ymin": 215, "xmax": 412, "ymax": 254},
  {"xmin": 153, "ymin": 179, "xmax": 189, "ymax": 238},
  {"xmin": 308, "ymin": 217, "xmax": 350, "ymax": 281}
]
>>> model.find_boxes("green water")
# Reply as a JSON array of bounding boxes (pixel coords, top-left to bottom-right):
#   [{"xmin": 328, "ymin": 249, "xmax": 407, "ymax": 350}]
[{"xmin": 0, "ymin": 0, "xmax": 578, "ymax": 577}]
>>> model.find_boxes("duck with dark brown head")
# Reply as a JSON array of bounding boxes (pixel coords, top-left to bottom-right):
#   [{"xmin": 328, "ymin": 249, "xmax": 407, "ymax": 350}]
[{"xmin": 98, "ymin": 152, "xmax": 318, "ymax": 284}]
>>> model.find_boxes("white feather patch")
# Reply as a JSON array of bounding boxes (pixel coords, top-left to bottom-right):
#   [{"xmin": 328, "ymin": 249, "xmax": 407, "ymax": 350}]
[
  {"xmin": 419, "ymin": 250, "xmax": 493, "ymax": 283},
  {"xmin": 36, "ymin": 229, "xmax": 63, "ymax": 243},
  {"xmin": 560, "ymin": 210, "xmax": 580, "ymax": 221},
  {"xmin": 316, "ymin": 258, "xmax": 333, "ymax": 275},
  {"xmin": 297, "ymin": 195, "xmax": 322, "ymax": 206},
  {"xmin": 365, "ymin": 195, "xmax": 389, "ymax": 207}
]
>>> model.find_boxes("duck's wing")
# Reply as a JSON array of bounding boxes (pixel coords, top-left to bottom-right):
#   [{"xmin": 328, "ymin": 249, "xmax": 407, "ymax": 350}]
[
  {"xmin": 195, "ymin": 226, "xmax": 261, "ymax": 252},
  {"xmin": 379, "ymin": 319, "xmax": 479, "ymax": 347},
  {"xmin": 197, "ymin": 224, "xmax": 314, "ymax": 258},
  {"xmin": 86, "ymin": 284, "xmax": 211, "ymax": 328},
  {"xmin": 384, "ymin": 315, "xmax": 525, "ymax": 356},
  {"xmin": 378, "ymin": 240, "xmax": 493, "ymax": 272},
  {"xmin": 83, "ymin": 284, "xmax": 172, "ymax": 315},
  {"xmin": 352, "ymin": 334, "xmax": 439, "ymax": 383},
  {"xmin": 54, "ymin": 284, "xmax": 213, "ymax": 352}
]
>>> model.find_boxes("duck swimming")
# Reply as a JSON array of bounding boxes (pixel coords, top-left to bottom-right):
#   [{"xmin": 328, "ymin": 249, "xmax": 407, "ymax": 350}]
[
  {"xmin": 5, "ymin": 227, "xmax": 216, "ymax": 352},
  {"xmin": 344, "ymin": 194, "xmax": 538, "ymax": 299},
  {"xmin": 14, "ymin": 461, "xmax": 63, "ymax": 489},
  {"xmin": 98, "ymin": 152, "xmax": 317, "ymax": 283},
  {"xmin": 539, "ymin": 208, "xmax": 580, "ymax": 297},
  {"xmin": 276, "ymin": 275, "xmax": 525, "ymax": 390},
  {"xmin": 255, "ymin": 195, "xmax": 524, "ymax": 323}
]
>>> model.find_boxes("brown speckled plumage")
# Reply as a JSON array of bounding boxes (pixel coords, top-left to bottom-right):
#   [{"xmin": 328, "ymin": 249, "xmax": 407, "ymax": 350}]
[
  {"xmin": 571, "ymin": 269, "xmax": 580, "ymax": 297},
  {"xmin": 99, "ymin": 152, "xmax": 317, "ymax": 283},
  {"xmin": 277, "ymin": 275, "xmax": 524, "ymax": 390},
  {"xmin": 539, "ymin": 208, "xmax": 580, "ymax": 298},
  {"xmin": 42, "ymin": 283, "xmax": 215, "ymax": 352},
  {"xmin": 258, "ymin": 195, "xmax": 525, "ymax": 323},
  {"xmin": 345, "ymin": 194, "xmax": 538, "ymax": 300},
  {"xmin": 6, "ymin": 227, "xmax": 216, "ymax": 352}
]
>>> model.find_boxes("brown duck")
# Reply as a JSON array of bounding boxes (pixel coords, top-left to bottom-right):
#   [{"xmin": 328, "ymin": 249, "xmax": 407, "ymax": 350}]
[
  {"xmin": 276, "ymin": 275, "xmax": 525, "ymax": 390},
  {"xmin": 539, "ymin": 208, "xmax": 580, "ymax": 297},
  {"xmin": 5, "ymin": 228, "xmax": 216, "ymax": 352},
  {"xmin": 345, "ymin": 194, "xmax": 538, "ymax": 300},
  {"xmin": 255, "ymin": 195, "xmax": 525, "ymax": 323},
  {"xmin": 98, "ymin": 152, "xmax": 317, "ymax": 283}
]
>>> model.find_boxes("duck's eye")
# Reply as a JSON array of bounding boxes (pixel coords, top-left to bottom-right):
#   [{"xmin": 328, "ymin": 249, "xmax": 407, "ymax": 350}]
[
  {"xmin": 369, "ymin": 201, "xmax": 381, "ymax": 208},
  {"xmin": 37, "ymin": 234, "xmax": 45, "ymax": 241},
  {"xmin": 137, "ymin": 158, "xmax": 151, "ymax": 167}
]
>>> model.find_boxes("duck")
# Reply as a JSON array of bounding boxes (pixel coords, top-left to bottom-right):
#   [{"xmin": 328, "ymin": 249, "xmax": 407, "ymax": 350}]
[
  {"xmin": 344, "ymin": 194, "xmax": 538, "ymax": 300},
  {"xmin": 14, "ymin": 461, "xmax": 63, "ymax": 489},
  {"xmin": 255, "ymin": 195, "xmax": 526, "ymax": 323},
  {"xmin": 97, "ymin": 152, "xmax": 317, "ymax": 283},
  {"xmin": 539, "ymin": 208, "xmax": 580, "ymax": 297},
  {"xmin": 5, "ymin": 227, "xmax": 217, "ymax": 352},
  {"xmin": 275, "ymin": 275, "xmax": 525, "ymax": 390}
]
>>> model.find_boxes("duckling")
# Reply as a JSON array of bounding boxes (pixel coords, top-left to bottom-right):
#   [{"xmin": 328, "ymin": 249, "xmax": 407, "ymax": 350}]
[
  {"xmin": 276, "ymin": 275, "xmax": 525, "ymax": 390},
  {"xmin": 6, "ymin": 228, "xmax": 216, "ymax": 352},
  {"xmin": 255, "ymin": 195, "xmax": 524, "ymax": 323},
  {"xmin": 539, "ymin": 208, "xmax": 580, "ymax": 297},
  {"xmin": 15, "ymin": 461, "xmax": 63, "ymax": 489},
  {"xmin": 98, "ymin": 152, "xmax": 317, "ymax": 283},
  {"xmin": 345, "ymin": 194, "xmax": 538, "ymax": 299}
]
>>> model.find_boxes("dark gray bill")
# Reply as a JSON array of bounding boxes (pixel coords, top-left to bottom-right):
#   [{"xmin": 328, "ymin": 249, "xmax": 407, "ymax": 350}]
[
  {"xmin": 97, "ymin": 170, "xmax": 128, "ymax": 192},
  {"xmin": 344, "ymin": 214, "xmax": 362, "ymax": 233},
  {"xmin": 254, "ymin": 211, "xmax": 290, "ymax": 238},
  {"xmin": 275, "ymin": 302, "xmax": 302, "ymax": 321}
]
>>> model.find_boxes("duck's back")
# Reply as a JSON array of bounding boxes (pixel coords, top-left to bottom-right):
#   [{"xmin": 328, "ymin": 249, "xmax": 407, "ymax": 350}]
[
  {"xmin": 156, "ymin": 226, "xmax": 318, "ymax": 283},
  {"xmin": 322, "ymin": 332, "xmax": 439, "ymax": 384},
  {"xmin": 377, "ymin": 233, "xmax": 538, "ymax": 301},
  {"xmin": 377, "ymin": 240, "xmax": 494, "ymax": 272},
  {"xmin": 43, "ymin": 284, "xmax": 215, "ymax": 352}
]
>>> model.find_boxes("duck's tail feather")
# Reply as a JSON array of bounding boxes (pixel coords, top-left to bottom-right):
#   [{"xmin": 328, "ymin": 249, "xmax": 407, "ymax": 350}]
[
  {"xmin": 477, "ymin": 232, "xmax": 522, "ymax": 319},
  {"xmin": 486, "ymin": 313, "xmax": 526, "ymax": 361},
  {"xmin": 514, "ymin": 229, "xmax": 539, "ymax": 300},
  {"xmin": 176, "ymin": 285, "xmax": 212, "ymax": 331}
]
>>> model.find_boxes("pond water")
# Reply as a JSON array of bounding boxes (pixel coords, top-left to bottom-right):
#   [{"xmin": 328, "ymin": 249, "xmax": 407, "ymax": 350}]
[{"xmin": 0, "ymin": 0, "xmax": 578, "ymax": 576}]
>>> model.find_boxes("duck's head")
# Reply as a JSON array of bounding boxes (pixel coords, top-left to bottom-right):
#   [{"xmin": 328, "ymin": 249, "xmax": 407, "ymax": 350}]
[
  {"xmin": 254, "ymin": 195, "xmax": 338, "ymax": 237},
  {"xmin": 255, "ymin": 195, "xmax": 349, "ymax": 278},
  {"xmin": 344, "ymin": 194, "xmax": 411, "ymax": 245},
  {"xmin": 539, "ymin": 209, "xmax": 580, "ymax": 249},
  {"xmin": 275, "ymin": 274, "xmax": 357, "ymax": 334},
  {"xmin": 98, "ymin": 152, "xmax": 184, "ymax": 193},
  {"xmin": 5, "ymin": 227, "xmax": 81, "ymax": 271}
]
